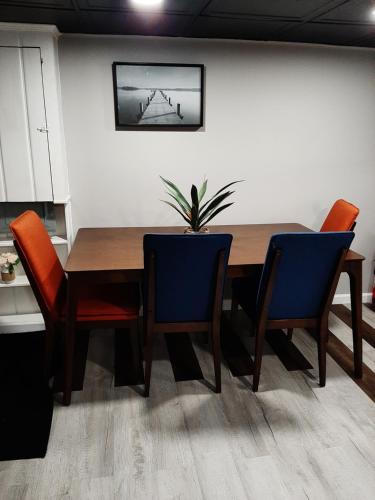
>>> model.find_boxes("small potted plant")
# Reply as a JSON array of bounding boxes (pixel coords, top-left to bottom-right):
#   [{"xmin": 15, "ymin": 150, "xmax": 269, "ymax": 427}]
[
  {"xmin": 160, "ymin": 176, "xmax": 242, "ymax": 233},
  {"xmin": 0, "ymin": 252, "xmax": 20, "ymax": 283}
]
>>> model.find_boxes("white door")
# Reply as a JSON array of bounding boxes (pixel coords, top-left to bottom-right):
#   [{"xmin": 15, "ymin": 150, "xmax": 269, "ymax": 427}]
[{"xmin": 0, "ymin": 46, "xmax": 53, "ymax": 201}]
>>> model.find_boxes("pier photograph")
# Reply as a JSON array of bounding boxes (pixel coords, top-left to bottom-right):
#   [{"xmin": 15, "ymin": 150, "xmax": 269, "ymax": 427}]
[{"xmin": 113, "ymin": 62, "xmax": 203, "ymax": 128}]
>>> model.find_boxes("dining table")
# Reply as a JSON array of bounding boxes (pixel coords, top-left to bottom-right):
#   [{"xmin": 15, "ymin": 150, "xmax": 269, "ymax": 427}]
[{"xmin": 63, "ymin": 223, "xmax": 364, "ymax": 405}]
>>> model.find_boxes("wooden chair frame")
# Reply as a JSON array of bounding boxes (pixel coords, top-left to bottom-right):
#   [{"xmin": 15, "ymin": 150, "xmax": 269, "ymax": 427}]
[
  {"xmin": 144, "ymin": 249, "xmax": 226, "ymax": 397},
  {"xmin": 231, "ymin": 245, "xmax": 348, "ymax": 391},
  {"xmin": 14, "ymin": 240, "xmax": 139, "ymax": 402}
]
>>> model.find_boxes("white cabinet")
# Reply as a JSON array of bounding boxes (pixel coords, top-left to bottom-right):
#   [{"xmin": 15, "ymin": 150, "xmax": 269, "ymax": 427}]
[
  {"xmin": 0, "ymin": 22, "xmax": 70, "ymax": 203},
  {"xmin": 0, "ymin": 46, "xmax": 53, "ymax": 201},
  {"xmin": 0, "ymin": 23, "xmax": 72, "ymax": 333}
]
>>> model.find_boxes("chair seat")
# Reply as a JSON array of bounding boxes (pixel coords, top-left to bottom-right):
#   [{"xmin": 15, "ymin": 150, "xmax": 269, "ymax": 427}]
[{"xmin": 61, "ymin": 283, "xmax": 140, "ymax": 323}]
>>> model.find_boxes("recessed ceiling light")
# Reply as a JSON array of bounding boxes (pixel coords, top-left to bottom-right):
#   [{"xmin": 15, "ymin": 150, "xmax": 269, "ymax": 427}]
[
  {"xmin": 371, "ymin": 7, "xmax": 375, "ymax": 19},
  {"xmin": 131, "ymin": 0, "xmax": 163, "ymax": 8}
]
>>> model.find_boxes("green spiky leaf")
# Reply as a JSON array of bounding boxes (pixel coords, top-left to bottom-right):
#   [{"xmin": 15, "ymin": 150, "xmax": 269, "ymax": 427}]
[
  {"xmin": 165, "ymin": 191, "xmax": 190, "ymax": 216},
  {"xmin": 198, "ymin": 191, "xmax": 234, "ymax": 224},
  {"xmin": 200, "ymin": 180, "xmax": 243, "ymax": 211},
  {"xmin": 191, "ymin": 184, "xmax": 199, "ymax": 209},
  {"xmin": 198, "ymin": 179, "xmax": 207, "ymax": 203},
  {"xmin": 190, "ymin": 204, "xmax": 199, "ymax": 231},
  {"xmin": 198, "ymin": 203, "xmax": 234, "ymax": 229},
  {"xmin": 160, "ymin": 177, "xmax": 191, "ymax": 213},
  {"xmin": 161, "ymin": 200, "xmax": 191, "ymax": 225}
]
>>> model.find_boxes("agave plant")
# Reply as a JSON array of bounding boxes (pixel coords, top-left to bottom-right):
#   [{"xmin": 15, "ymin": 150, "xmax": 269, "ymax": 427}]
[{"xmin": 160, "ymin": 176, "xmax": 242, "ymax": 232}]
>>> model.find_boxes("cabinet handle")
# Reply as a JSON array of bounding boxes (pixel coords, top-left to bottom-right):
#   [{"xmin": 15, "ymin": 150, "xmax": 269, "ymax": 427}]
[{"xmin": 37, "ymin": 127, "xmax": 48, "ymax": 133}]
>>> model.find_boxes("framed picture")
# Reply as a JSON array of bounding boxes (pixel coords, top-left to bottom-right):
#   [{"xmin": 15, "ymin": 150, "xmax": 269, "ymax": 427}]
[{"xmin": 112, "ymin": 62, "xmax": 204, "ymax": 129}]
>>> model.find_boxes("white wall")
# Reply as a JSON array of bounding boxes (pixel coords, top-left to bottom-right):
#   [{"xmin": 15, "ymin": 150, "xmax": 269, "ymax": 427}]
[{"xmin": 59, "ymin": 35, "xmax": 375, "ymax": 293}]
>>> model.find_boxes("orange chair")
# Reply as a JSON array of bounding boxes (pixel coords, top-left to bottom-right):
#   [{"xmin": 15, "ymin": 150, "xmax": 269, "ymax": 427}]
[
  {"xmin": 10, "ymin": 211, "xmax": 140, "ymax": 404},
  {"xmin": 286, "ymin": 198, "xmax": 359, "ymax": 341},
  {"xmin": 320, "ymin": 199, "xmax": 359, "ymax": 232}
]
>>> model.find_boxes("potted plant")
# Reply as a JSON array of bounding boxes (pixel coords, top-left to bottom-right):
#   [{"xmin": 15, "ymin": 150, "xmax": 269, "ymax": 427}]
[
  {"xmin": 0, "ymin": 252, "xmax": 20, "ymax": 283},
  {"xmin": 160, "ymin": 177, "xmax": 242, "ymax": 233}
]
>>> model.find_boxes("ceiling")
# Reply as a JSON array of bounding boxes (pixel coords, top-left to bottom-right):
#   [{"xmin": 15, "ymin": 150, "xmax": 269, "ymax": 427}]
[{"xmin": 0, "ymin": 0, "xmax": 375, "ymax": 48}]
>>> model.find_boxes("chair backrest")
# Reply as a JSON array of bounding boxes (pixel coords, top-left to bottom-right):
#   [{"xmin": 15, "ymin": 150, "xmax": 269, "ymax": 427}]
[
  {"xmin": 9, "ymin": 210, "xmax": 66, "ymax": 322},
  {"xmin": 257, "ymin": 232, "xmax": 354, "ymax": 320},
  {"xmin": 143, "ymin": 233, "xmax": 232, "ymax": 323},
  {"xmin": 320, "ymin": 199, "xmax": 359, "ymax": 232}
]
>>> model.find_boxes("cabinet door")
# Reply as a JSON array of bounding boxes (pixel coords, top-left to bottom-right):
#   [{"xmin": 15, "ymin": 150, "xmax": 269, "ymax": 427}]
[{"xmin": 0, "ymin": 46, "xmax": 53, "ymax": 201}]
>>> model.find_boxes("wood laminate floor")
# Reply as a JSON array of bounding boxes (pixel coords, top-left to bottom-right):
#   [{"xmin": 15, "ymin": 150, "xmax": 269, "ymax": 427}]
[{"xmin": 1, "ymin": 306, "xmax": 375, "ymax": 500}]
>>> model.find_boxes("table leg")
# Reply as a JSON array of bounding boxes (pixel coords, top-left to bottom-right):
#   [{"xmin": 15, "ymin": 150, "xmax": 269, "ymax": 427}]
[
  {"xmin": 347, "ymin": 261, "xmax": 363, "ymax": 378},
  {"xmin": 63, "ymin": 274, "xmax": 78, "ymax": 406}
]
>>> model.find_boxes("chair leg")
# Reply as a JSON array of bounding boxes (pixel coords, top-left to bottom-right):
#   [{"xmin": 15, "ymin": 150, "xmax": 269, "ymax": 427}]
[
  {"xmin": 137, "ymin": 317, "xmax": 144, "ymax": 360},
  {"xmin": 253, "ymin": 324, "xmax": 266, "ymax": 392},
  {"xmin": 63, "ymin": 326, "xmax": 76, "ymax": 406},
  {"xmin": 230, "ymin": 294, "xmax": 239, "ymax": 324},
  {"xmin": 143, "ymin": 324, "xmax": 154, "ymax": 398},
  {"xmin": 349, "ymin": 267, "xmax": 363, "ymax": 378},
  {"xmin": 317, "ymin": 324, "xmax": 328, "ymax": 387},
  {"xmin": 287, "ymin": 328, "xmax": 293, "ymax": 341},
  {"xmin": 63, "ymin": 281, "xmax": 78, "ymax": 406},
  {"xmin": 141, "ymin": 316, "xmax": 147, "ymax": 350},
  {"xmin": 210, "ymin": 324, "xmax": 221, "ymax": 393}
]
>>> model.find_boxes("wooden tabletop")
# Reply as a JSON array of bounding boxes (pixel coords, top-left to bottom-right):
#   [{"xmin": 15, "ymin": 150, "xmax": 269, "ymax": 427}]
[{"xmin": 65, "ymin": 223, "xmax": 364, "ymax": 274}]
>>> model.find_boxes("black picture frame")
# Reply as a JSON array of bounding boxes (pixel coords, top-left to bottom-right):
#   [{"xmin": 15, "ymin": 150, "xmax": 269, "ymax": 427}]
[{"xmin": 112, "ymin": 62, "xmax": 204, "ymax": 130}]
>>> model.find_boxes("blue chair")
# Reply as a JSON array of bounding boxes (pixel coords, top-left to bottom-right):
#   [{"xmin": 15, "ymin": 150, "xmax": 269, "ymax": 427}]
[
  {"xmin": 232, "ymin": 232, "xmax": 354, "ymax": 391},
  {"xmin": 143, "ymin": 233, "xmax": 233, "ymax": 397}
]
